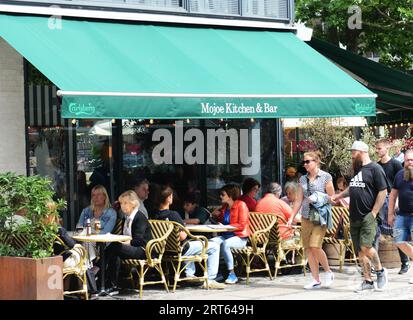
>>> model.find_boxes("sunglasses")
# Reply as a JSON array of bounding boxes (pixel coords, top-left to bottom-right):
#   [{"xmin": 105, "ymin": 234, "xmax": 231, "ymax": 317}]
[{"xmin": 302, "ymin": 159, "xmax": 314, "ymax": 165}]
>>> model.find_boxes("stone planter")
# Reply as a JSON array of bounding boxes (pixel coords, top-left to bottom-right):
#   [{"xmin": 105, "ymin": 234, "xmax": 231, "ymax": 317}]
[{"xmin": 0, "ymin": 255, "xmax": 63, "ymax": 300}]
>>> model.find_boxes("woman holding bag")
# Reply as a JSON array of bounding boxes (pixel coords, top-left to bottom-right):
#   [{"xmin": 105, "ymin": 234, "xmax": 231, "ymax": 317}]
[{"xmin": 287, "ymin": 151, "xmax": 335, "ymax": 289}]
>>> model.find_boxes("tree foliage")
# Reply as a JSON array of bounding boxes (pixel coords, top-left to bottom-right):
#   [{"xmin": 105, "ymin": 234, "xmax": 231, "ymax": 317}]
[
  {"xmin": 0, "ymin": 173, "xmax": 66, "ymax": 258},
  {"xmin": 296, "ymin": 0, "xmax": 413, "ymax": 71},
  {"xmin": 301, "ymin": 118, "xmax": 384, "ymax": 179}
]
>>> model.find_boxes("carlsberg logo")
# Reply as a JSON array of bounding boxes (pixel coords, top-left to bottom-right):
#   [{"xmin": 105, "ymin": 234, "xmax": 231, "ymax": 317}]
[
  {"xmin": 152, "ymin": 121, "xmax": 260, "ymax": 175},
  {"xmin": 68, "ymin": 103, "xmax": 96, "ymax": 115}
]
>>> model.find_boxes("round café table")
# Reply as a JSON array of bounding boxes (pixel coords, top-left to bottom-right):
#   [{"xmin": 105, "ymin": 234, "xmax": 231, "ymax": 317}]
[
  {"xmin": 73, "ymin": 233, "xmax": 131, "ymax": 296},
  {"xmin": 185, "ymin": 224, "xmax": 237, "ymax": 233}
]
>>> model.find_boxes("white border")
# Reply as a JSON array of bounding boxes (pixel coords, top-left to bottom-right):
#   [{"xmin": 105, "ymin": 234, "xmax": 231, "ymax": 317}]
[
  {"xmin": 57, "ymin": 90, "xmax": 377, "ymax": 98},
  {"xmin": 0, "ymin": 4, "xmax": 296, "ymax": 30}
]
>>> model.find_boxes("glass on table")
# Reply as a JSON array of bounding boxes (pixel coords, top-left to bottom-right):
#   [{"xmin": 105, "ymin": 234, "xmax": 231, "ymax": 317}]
[{"xmin": 75, "ymin": 223, "xmax": 85, "ymax": 236}]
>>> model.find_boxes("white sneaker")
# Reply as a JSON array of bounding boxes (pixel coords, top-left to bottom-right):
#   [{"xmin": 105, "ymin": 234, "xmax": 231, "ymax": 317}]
[
  {"xmin": 304, "ymin": 279, "xmax": 321, "ymax": 290},
  {"xmin": 323, "ymin": 271, "xmax": 334, "ymax": 288},
  {"xmin": 409, "ymin": 277, "xmax": 413, "ymax": 284}
]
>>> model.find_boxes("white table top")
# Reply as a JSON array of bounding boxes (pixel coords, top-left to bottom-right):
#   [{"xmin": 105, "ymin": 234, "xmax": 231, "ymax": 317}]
[
  {"xmin": 72, "ymin": 233, "xmax": 131, "ymax": 243},
  {"xmin": 185, "ymin": 224, "xmax": 237, "ymax": 233}
]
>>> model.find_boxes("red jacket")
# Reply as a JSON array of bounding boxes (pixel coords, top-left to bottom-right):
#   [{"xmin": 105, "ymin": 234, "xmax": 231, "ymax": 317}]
[{"xmin": 218, "ymin": 200, "xmax": 250, "ymax": 238}]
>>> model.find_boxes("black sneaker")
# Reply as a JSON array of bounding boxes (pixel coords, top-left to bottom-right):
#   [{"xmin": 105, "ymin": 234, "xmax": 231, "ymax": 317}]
[{"xmin": 399, "ymin": 264, "xmax": 410, "ymax": 275}]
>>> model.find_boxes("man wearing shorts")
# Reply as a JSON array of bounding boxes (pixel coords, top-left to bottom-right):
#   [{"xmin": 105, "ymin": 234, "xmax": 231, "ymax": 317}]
[
  {"xmin": 333, "ymin": 141, "xmax": 388, "ymax": 292},
  {"xmin": 388, "ymin": 149, "xmax": 413, "ymax": 284}
]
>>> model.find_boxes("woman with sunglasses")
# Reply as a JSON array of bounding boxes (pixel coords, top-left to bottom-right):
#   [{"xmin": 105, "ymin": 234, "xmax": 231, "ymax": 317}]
[
  {"xmin": 210, "ymin": 184, "xmax": 250, "ymax": 284},
  {"xmin": 287, "ymin": 151, "xmax": 335, "ymax": 289}
]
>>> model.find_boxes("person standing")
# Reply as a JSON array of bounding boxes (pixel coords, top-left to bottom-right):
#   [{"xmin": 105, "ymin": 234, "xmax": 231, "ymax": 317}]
[
  {"xmin": 376, "ymin": 138, "xmax": 409, "ymax": 274},
  {"xmin": 333, "ymin": 141, "xmax": 388, "ymax": 292},
  {"xmin": 287, "ymin": 151, "xmax": 335, "ymax": 289},
  {"xmin": 393, "ymin": 139, "xmax": 405, "ymax": 164},
  {"xmin": 388, "ymin": 149, "xmax": 413, "ymax": 284}
]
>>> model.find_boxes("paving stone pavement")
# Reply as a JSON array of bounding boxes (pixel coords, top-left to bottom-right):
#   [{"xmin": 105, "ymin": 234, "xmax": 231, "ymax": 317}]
[{"xmin": 95, "ymin": 265, "xmax": 413, "ymax": 300}]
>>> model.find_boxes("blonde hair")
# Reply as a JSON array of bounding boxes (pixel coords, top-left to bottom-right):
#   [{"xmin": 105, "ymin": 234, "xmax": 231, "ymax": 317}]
[
  {"xmin": 376, "ymin": 138, "xmax": 391, "ymax": 147},
  {"xmin": 90, "ymin": 185, "xmax": 111, "ymax": 211},
  {"xmin": 118, "ymin": 190, "xmax": 140, "ymax": 208},
  {"xmin": 303, "ymin": 151, "xmax": 323, "ymax": 165}
]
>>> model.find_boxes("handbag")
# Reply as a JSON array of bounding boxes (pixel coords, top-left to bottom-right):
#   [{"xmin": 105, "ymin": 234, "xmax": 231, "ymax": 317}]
[{"xmin": 307, "ymin": 177, "xmax": 321, "ymax": 225}]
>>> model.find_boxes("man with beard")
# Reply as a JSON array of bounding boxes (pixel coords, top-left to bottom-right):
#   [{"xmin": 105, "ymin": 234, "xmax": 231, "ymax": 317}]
[
  {"xmin": 333, "ymin": 141, "xmax": 388, "ymax": 292},
  {"xmin": 388, "ymin": 149, "xmax": 413, "ymax": 284},
  {"xmin": 376, "ymin": 139, "xmax": 409, "ymax": 274}
]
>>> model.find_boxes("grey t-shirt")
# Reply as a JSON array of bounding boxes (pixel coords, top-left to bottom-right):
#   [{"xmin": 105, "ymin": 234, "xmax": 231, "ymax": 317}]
[{"xmin": 299, "ymin": 169, "xmax": 332, "ymax": 218}]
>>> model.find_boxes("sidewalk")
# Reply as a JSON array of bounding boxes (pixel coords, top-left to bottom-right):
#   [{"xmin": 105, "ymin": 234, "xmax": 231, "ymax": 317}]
[{"xmin": 97, "ymin": 265, "xmax": 413, "ymax": 300}]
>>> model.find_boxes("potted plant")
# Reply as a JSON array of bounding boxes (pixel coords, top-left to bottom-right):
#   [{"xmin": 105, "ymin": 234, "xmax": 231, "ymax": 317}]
[{"xmin": 0, "ymin": 172, "xmax": 66, "ymax": 300}]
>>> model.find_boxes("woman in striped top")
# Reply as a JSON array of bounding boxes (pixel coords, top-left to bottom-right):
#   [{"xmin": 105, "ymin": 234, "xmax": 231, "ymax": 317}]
[{"xmin": 287, "ymin": 151, "xmax": 335, "ymax": 290}]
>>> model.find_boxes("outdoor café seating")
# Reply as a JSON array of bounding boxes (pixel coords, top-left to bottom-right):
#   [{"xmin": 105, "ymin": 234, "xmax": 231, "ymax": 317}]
[
  {"xmin": 121, "ymin": 220, "xmax": 173, "ymax": 299},
  {"xmin": 267, "ymin": 216, "xmax": 307, "ymax": 278},
  {"xmin": 162, "ymin": 220, "xmax": 209, "ymax": 292},
  {"xmin": 55, "ymin": 236, "xmax": 89, "ymax": 300},
  {"xmin": 323, "ymin": 206, "xmax": 358, "ymax": 272},
  {"xmin": 231, "ymin": 212, "xmax": 277, "ymax": 284}
]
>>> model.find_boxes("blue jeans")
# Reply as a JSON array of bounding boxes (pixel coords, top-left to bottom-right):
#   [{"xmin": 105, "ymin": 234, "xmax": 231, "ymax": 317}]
[
  {"xmin": 210, "ymin": 236, "xmax": 248, "ymax": 271},
  {"xmin": 394, "ymin": 215, "xmax": 413, "ymax": 243},
  {"xmin": 184, "ymin": 240, "xmax": 220, "ymax": 280}
]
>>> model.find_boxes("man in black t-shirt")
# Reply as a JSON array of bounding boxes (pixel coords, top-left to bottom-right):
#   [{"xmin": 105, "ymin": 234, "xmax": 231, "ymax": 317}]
[
  {"xmin": 333, "ymin": 141, "xmax": 388, "ymax": 292},
  {"xmin": 376, "ymin": 138, "xmax": 409, "ymax": 274},
  {"xmin": 388, "ymin": 149, "xmax": 413, "ymax": 284}
]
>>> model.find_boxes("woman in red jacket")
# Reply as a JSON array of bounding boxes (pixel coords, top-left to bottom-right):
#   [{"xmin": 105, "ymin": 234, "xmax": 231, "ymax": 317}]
[{"xmin": 211, "ymin": 184, "xmax": 250, "ymax": 284}]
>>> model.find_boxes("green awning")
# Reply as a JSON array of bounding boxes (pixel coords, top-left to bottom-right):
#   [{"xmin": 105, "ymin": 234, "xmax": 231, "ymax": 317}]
[
  {"xmin": 0, "ymin": 14, "xmax": 376, "ymax": 119},
  {"xmin": 307, "ymin": 38, "xmax": 413, "ymax": 125}
]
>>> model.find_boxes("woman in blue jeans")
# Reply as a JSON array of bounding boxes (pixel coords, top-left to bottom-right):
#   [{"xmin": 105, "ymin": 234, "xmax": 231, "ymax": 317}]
[{"xmin": 211, "ymin": 184, "xmax": 250, "ymax": 284}]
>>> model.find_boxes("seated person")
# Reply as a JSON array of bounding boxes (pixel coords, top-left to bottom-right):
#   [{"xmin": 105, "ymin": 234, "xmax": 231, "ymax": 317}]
[
  {"xmin": 3, "ymin": 207, "xmax": 30, "ymax": 229},
  {"xmin": 132, "ymin": 177, "xmax": 150, "ymax": 219},
  {"xmin": 77, "ymin": 185, "xmax": 117, "ymax": 265},
  {"xmin": 180, "ymin": 192, "xmax": 210, "ymax": 225},
  {"xmin": 239, "ymin": 178, "xmax": 261, "ymax": 211},
  {"xmin": 153, "ymin": 185, "xmax": 225, "ymax": 289},
  {"xmin": 285, "ymin": 166, "xmax": 298, "ymax": 182},
  {"xmin": 210, "ymin": 184, "xmax": 250, "ymax": 285},
  {"xmin": 45, "ymin": 202, "xmax": 98, "ymax": 293},
  {"xmin": 281, "ymin": 181, "xmax": 302, "ymax": 222},
  {"xmin": 255, "ymin": 182, "xmax": 297, "ymax": 239},
  {"xmin": 105, "ymin": 190, "xmax": 152, "ymax": 292},
  {"xmin": 77, "ymin": 185, "xmax": 117, "ymax": 234},
  {"xmin": 336, "ymin": 177, "xmax": 350, "ymax": 209}
]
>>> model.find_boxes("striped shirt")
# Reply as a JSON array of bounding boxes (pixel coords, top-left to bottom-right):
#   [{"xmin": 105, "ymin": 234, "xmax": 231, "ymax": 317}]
[{"xmin": 299, "ymin": 169, "xmax": 332, "ymax": 218}]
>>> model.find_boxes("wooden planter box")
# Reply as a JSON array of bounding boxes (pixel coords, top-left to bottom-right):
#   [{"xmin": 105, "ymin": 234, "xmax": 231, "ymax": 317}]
[{"xmin": 0, "ymin": 256, "xmax": 63, "ymax": 300}]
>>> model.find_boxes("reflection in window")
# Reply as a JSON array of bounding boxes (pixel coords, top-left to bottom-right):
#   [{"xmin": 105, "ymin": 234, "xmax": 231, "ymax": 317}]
[{"xmin": 28, "ymin": 127, "xmax": 66, "ymax": 200}]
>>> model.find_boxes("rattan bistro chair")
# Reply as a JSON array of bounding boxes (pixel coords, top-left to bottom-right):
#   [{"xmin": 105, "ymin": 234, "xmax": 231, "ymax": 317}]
[
  {"xmin": 162, "ymin": 221, "xmax": 209, "ymax": 292},
  {"xmin": 231, "ymin": 212, "xmax": 277, "ymax": 284},
  {"xmin": 268, "ymin": 216, "xmax": 307, "ymax": 278},
  {"xmin": 323, "ymin": 206, "xmax": 358, "ymax": 272},
  {"xmin": 54, "ymin": 236, "xmax": 89, "ymax": 300},
  {"xmin": 121, "ymin": 220, "xmax": 173, "ymax": 299}
]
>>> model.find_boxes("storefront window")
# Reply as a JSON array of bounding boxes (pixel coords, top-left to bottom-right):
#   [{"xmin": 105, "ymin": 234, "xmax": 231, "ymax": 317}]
[
  {"xmin": 205, "ymin": 119, "xmax": 277, "ymax": 206},
  {"xmin": 76, "ymin": 119, "xmax": 115, "ymax": 207},
  {"xmin": 28, "ymin": 126, "xmax": 67, "ymax": 200}
]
